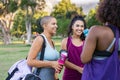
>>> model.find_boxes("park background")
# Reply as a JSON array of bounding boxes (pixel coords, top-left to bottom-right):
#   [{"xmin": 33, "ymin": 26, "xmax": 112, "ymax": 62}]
[{"xmin": 0, "ymin": 0, "xmax": 101, "ymax": 80}]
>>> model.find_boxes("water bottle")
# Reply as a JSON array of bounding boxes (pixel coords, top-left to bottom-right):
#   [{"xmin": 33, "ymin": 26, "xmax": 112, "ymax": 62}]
[
  {"xmin": 58, "ymin": 50, "xmax": 68, "ymax": 65},
  {"xmin": 83, "ymin": 29, "xmax": 89, "ymax": 37}
]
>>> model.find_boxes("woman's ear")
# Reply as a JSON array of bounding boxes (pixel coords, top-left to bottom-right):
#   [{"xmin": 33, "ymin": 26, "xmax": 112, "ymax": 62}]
[{"xmin": 42, "ymin": 24, "xmax": 46, "ymax": 29}]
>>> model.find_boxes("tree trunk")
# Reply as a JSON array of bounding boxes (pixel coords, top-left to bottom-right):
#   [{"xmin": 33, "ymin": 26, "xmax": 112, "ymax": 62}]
[
  {"xmin": 0, "ymin": 12, "xmax": 15, "ymax": 45},
  {"xmin": 25, "ymin": 20, "xmax": 31, "ymax": 45},
  {"xmin": 0, "ymin": 19, "xmax": 11, "ymax": 45},
  {"xmin": 25, "ymin": 6, "xmax": 35, "ymax": 45}
]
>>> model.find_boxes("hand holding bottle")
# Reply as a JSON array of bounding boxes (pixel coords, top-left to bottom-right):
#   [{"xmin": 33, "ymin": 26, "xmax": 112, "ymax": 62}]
[
  {"xmin": 56, "ymin": 50, "xmax": 68, "ymax": 73},
  {"xmin": 58, "ymin": 50, "xmax": 68, "ymax": 65}
]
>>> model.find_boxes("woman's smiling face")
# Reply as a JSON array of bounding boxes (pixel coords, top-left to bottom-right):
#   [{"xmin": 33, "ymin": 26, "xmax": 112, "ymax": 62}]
[
  {"xmin": 45, "ymin": 18, "xmax": 58, "ymax": 36},
  {"xmin": 72, "ymin": 20, "xmax": 85, "ymax": 36}
]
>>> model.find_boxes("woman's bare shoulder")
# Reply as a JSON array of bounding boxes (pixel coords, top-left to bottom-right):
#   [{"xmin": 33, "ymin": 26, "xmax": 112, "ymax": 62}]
[
  {"xmin": 89, "ymin": 25, "xmax": 109, "ymax": 34},
  {"xmin": 61, "ymin": 37, "xmax": 69, "ymax": 50},
  {"xmin": 90, "ymin": 25, "xmax": 109, "ymax": 30},
  {"xmin": 62, "ymin": 37, "xmax": 68, "ymax": 43},
  {"xmin": 32, "ymin": 35, "xmax": 44, "ymax": 46}
]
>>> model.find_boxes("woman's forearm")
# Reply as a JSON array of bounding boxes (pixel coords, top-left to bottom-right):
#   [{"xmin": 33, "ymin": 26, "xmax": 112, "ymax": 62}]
[{"xmin": 65, "ymin": 60, "xmax": 83, "ymax": 73}]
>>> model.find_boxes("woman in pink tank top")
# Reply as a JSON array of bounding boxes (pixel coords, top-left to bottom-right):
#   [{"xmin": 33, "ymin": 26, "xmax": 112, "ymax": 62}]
[{"xmin": 61, "ymin": 15, "xmax": 87, "ymax": 80}]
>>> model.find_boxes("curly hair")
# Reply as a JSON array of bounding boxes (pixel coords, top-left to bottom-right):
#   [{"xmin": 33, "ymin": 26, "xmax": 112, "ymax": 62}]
[{"xmin": 96, "ymin": 0, "xmax": 120, "ymax": 27}]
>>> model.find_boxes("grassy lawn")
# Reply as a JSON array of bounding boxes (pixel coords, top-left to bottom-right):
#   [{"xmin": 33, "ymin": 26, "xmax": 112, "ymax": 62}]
[
  {"xmin": 0, "ymin": 41, "xmax": 63, "ymax": 80},
  {"xmin": 0, "ymin": 44, "xmax": 30, "ymax": 80}
]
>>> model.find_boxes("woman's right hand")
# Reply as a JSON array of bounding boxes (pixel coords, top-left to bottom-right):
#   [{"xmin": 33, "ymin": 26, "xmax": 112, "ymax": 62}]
[
  {"xmin": 77, "ymin": 67, "xmax": 83, "ymax": 74},
  {"xmin": 51, "ymin": 61, "xmax": 63, "ymax": 73}
]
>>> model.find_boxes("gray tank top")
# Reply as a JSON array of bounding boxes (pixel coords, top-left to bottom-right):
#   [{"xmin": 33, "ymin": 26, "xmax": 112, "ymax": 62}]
[{"xmin": 34, "ymin": 34, "xmax": 59, "ymax": 80}]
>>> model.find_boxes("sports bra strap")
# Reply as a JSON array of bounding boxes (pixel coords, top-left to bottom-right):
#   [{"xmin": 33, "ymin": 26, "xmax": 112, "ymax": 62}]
[{"xmin": 106, "ymin": 38, "xmax": 116, "ymax": 51}]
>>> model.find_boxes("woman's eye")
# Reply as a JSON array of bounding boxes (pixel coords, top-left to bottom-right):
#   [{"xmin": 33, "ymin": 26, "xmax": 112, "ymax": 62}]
[
  {"xmin": 76, "ymin": 24, "xmax": 79, "ymax": 27},
  {"xmin": 81, "ymin": 25, "xmax": 84, "ymax": 27},
  {"xmin": 76, "ymin": 25, "xmax": 84, "ymax": 27},
  {"xmin": 52, "ymin": 23, "xmax": 56, "ymax": 25}
]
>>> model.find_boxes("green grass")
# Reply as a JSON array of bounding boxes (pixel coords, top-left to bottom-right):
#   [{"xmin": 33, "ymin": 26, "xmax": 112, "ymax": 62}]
[
  {"xmin": 0, "ymin": 43, "xmax": 63, "ymax": 80},
  {"xmin": 0, "ymin": 44, "xmax": 30, "ymax": 80}
]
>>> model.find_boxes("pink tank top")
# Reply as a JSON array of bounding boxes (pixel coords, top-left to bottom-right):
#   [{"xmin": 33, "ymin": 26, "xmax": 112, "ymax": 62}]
[{"xmin": 62, "ymin": 36, "xmax": 84, "ymax": 80}]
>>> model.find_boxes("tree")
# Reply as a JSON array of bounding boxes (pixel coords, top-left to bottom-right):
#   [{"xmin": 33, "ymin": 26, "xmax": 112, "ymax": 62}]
[
  {"xmin": 51, "ymin": 0, "xmax": 84, "ymax": 18},
  {"xmin": 0, "ymin": 0, "xmax": 46, "ymax": 44},
  {"xmin": 86, "ymin": 9, "xmax": 101, "ymax": 28},
  {"xmin": 11, "ymin": 9, "xmax": 26, "ymax": 38},
  {"xmin": 0, "ymin": 0, "xmax": 18, "ymax": 44},
  {"xmin": 57, "ymin": 18, "xmax": 70, "ymax": 36},
  {"xmin": 51, "ymin": 0, "xmax": 84, "ymax": 36},
  {"xmin": 11, "ymin": 0, "xmax": 47, "ymax": 42},
  {"xmin": 19, "ymin": 0, "xmax": 46, "ymax": 44}
]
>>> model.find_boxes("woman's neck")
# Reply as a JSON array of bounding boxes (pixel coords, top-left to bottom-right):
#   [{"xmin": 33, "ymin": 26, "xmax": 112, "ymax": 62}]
[
  {"xmin": 72, "ymin": 35, "xmax": 80, "ymax": 39},
  {"xmin": 42, "ymin": 32, "xmax": 52, "ymax": 40}
]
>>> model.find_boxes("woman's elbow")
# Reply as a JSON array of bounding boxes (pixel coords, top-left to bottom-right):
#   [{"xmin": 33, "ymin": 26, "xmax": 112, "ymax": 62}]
[
  {"xmin": 81, "ymin": 55, "xmax": 90, "ymax": 64},
  {"xmin": 81, "ymin": 57, "xmax": 87, "ymax": 64},
  {"xmin": 27, "ymin": 58, "xmax": 33, "ymax": 66}
]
